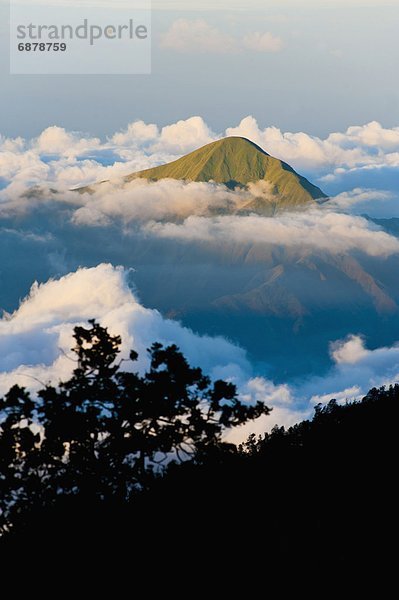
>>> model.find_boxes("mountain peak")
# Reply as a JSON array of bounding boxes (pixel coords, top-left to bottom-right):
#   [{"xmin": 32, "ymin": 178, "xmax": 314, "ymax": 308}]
[
  {"xmin": 196, "ymin": 135, "xmax": 270, "ymax": 156},
  {"xmin": 125, "ymin": 136, "xmax": 327, "ymax": 208}
]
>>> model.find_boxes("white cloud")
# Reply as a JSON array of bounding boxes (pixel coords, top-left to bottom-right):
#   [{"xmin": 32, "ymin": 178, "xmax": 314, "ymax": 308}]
[
  {"xmin": 13, "ymin": 176, "xmax": 394, "ymax": 263},
  {"xmin": 2, "ymin": 115, "xmax": 399, "ymax": 196},
  {"xmin": 328, "ymin": 188, "xmax": 394, "ymax": 211},
  {"xmin": 2, "ymin": 117, "xmax": 399, "ymax": 258},
  {"xmin": 109, "ymin": 116, "xmax": 215, "ymax": 159},
  {"xmin": 110, "ymin": 120, "xmax": 159, "ymax": 147},
  {"xmin": 0, "ymin": 264, "xmax": 249, "ymax": 392},
  {"xmin": 309, "ymin": 386, "xmax": 362, "ymax": 406},
  {"xmin": 328, "ymin": 121, "xmax": 399, "ymax": 151},
  {"xmin": 34, "ymin": 126, "xmax": 101, "ymax": 158},
  {"xmin": 330, "ymin": 335, "xmax": 370, "ymax": 365},
  {"xmin": 1, "ymin": 264, "xmax": 399, "ymax": 442},
  {"xmin": 0, "ymin": 264, "xmax": 298, "ymax": 442},
  {"xmin": 144, "ymin": 210, "xmax": 399, "ymax": 258},
  {"xmin": 2, "ymin": 115, "xmax": 399, "ymax": 222},
  {"xmin": 71, "ymin": 179, "xmax": 243, "ymax": 226},
  {"xmin": 242, "ymin": 31, "xmax": 283, "ymax": 53},
  {"xmin": 152, "ymin": 116, "xmax": 216, "ymax": 154},
  {"xmin": 299, "ymin": 335, "xmax": 399, "ymax": 408},
  {"xmin": 160, "ymin": 19, "xmax": 283, "ymax": 54},
  {"xmin": 0, "ymin": 116, "xmax": 219, "ymax": 200},
  {"xmin": 226, "ymin": 116, "xmax": 373, "ymax": 172}
]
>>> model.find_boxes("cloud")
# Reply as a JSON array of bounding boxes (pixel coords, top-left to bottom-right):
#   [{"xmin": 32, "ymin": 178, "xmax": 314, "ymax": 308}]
[
  {"xmin": 297, "ymin": 334, "xmax": 399, "ymax": 409},
  {"xmin": 151, "ymin": 117, "xmax": 216, "ymax": 154},
  {"xmin": 71, "ymin": 179, "xmax": 244, "ymax": 226},
  {"xmin": 234, "ymin": 333, "xmax": 399, "ymax": 439},
  {"xmin": 1, "ymin": 264, "xmax": 399, "ymax": 442},
  {"xmin": 0, "ymin": 116, "xmax": 219, "ymax": 201},
  {"xmin": 242, "ymin": 31, "xmax": 283, "ymax": 52},
  {"xmin": 110, "ymin": 120, "xmax": 159, "ymax": 147},
  {"xmin": 220, "ymin": 329, "xmax": 399, "ymax": 439},
  {"xmin": 330, "ymin": 335, "xmax": 370, "ymax": 365},
  {"xmin": 2, "ymin": 119, "xmax": 399, "ymax": 259},
  {"xmin": 35, "ymin": 126, "xmax": 101, "ymax": 157},
  {"xmin": 2, "ymin": 115, "xmax": 399, "ymax": 223},
  {"xmin": 328, "ymin": 188, "xmax": 394, "ymax": 211},
  {"xmin": 0, "ymin": 264, "xmax": 249, "ymax": 390},
  {"xmin": 10, "ymin": 174, "xmax": 394, "ymax": 263},
  {"xmin": 226, "ymin": 117, "xmax": 368, "ymax": 172},
  {"xmin": 328, "ymin": 121, "xmax": 399, "ymax": 151},
  {"xmin": 225, "ymin": 376, "xmax": 308, "ymax": 443},
  {"xmin": 109, "ymin": 116, "xmax": 215, "ymax": 157},
  {"xmin": 160, "ymin": 19, "xmax": 283, "ymax": 54},
  {"xmin": 2, "ymin": 115, "xmax": 399, "ymax": 199},
  {"xmin": 144, "ymin": 210, "xmax": 399, "ymax": 258},
  {"xmin": 0, "ymin": 264, "xmax": 297, "ymax": 440},
  {"xmin": 160, "ymin": 19, "xmax": 237, "ymax": 54},
  {"xmin": 226, "ymin": 117, "xmax": 399, "ymax": 185}
]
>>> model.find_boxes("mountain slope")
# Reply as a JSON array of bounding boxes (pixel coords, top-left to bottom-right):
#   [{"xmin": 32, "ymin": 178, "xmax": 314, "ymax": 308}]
[{"xmin": 125, "ymin": 137, "xmax": 327, "ymax": 209}]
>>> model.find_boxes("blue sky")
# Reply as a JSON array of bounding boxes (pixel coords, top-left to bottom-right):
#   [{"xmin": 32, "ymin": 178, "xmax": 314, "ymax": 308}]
[{"xmin": 1, "ymin": 1, "xmax": 398, "ymax": 138}]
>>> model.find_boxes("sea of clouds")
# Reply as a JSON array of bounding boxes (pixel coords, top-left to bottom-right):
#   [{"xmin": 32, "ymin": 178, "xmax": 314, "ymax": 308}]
[
  {"xmin": 0, "ymin": 264, "xmax": 398, "ymax": 442},
  {"xmin": 1, "ymin": 115, "xmax": 399, "ymax": 195},
  {"xmin": 1, "ymin": 116, "xmax": 399, "ymax": 438},
  {"xmin": 1, "ymin": 115, "xmax": 399, "ymax": 257}
]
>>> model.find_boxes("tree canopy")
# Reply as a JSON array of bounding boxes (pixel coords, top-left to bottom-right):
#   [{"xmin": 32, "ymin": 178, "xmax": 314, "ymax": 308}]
[{"xmin": 0, "ymin": 320, "xmax": 269, "ymax": 535}]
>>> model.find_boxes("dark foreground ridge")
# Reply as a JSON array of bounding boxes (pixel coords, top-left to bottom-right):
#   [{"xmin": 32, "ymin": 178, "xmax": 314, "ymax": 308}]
[{"xmin": 0, "ymin": 322, "xmax": 396, "ymax": 586}]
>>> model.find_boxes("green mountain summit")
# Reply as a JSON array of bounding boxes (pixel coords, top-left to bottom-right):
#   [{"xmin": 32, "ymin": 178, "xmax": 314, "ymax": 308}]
[
  {"xmin": 125, "ymin": 137, "xmax": 327, "ymax": 209},
  {"xmin": 78, "ymin": 137, "xmax": 327, "ymax": 211}
]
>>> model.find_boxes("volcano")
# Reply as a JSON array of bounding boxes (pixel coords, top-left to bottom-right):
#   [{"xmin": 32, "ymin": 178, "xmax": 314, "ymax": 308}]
[
  {"xmin": 78, "ymin": 136, "xmax": 327, "ymax": 211},
  {"xmin": 126, "ymin": 136, "xmax": 327, "ymax": 208}
]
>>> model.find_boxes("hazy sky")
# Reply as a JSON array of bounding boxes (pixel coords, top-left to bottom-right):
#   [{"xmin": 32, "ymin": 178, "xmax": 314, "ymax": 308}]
[{"xmin": 1, "ymin": 1, "xmax": 398, "ymax": 138}]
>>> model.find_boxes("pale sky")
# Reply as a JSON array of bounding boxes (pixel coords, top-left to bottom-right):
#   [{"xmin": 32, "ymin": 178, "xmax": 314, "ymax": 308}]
[{"xmin": 1, "ymin": 1, "xmax": 398, "ymax": 138}]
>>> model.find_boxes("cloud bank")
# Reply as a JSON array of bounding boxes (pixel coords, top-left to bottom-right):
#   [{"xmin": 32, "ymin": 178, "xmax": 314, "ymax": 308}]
[
  {"xmin": 2, "ymin": 116, "xmax": 399, "ymax": 267},
  {"xmin": 144, "ymin": 210, "xmax": 399, "ymax": 258},
  {"xmin": 1, "ymin": 265, "xmax": 398, "ymax": 443},
  {"xmin": 160, "ymin": 19, "xmax": 283, "ymax": 54},
  {"xmin": 0, "ymin": 264, "xmax": 249, "ymax": 391},
  {"xmin": 2, "ymin": 115, "xmax": 399, "ymax": 214},
  {"xmin": 0, "ymin": 264, "xmax": 299, "ymax": 438}
]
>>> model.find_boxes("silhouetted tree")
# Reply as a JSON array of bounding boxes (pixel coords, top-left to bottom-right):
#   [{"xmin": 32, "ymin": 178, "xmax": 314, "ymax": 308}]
[
  {"xmin": 2, "ymin": 325, "xmax": 398, "ymax": 584},
  {"xmin": 0, "ymin": 320, "xmax": 269, "ymax": 535}
]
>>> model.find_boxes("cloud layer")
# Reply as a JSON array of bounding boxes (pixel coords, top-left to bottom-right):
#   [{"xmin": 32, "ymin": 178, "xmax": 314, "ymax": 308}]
[
  {"xmin": 0, "ymin": 264, "xmax": 300, "ymax": 438},
  {"xmin": 0, "ymin": 264, "xmax": 250, "ymax": 391},
  {"xmin": 144, "ymin": 210, "xmax": 399, "ymax": 258},
  {"xmin": 1, "ymin": 265, "xmax": 398, "ymax": 443},
  {"xmin": 2, "ymin": 117, "xmax": 399, "ymax": 280},
  {"xmin": 2, "ymin": 115, "xmax": 399, "ymax": 211}
]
